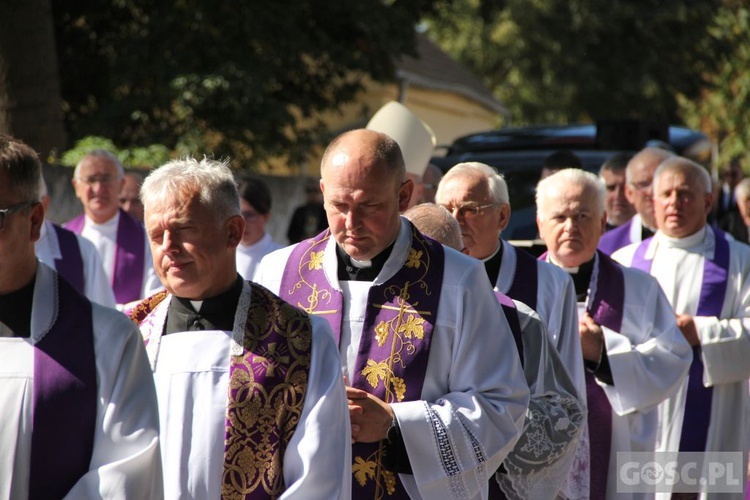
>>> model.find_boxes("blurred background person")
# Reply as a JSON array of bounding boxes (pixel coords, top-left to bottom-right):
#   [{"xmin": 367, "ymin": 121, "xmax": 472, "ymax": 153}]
[
  {"xmin": 235, "ymin": 175, "xmax": 282, "ymax": 280},
  {"xmin": 540, "ymin": 149, "xmax": 583, "ymax": 180},
  {"xmin": 599, "ymin": 152, "xmax": 636, "ymax": 231},
  {"xmin": 419, "ymin": 163, "xmax": 443, "ymax": 204},
  {"xmin": 119, "ymin": 171, "xmax": 144, "ymax": 223},
  {"xmin": 713, "ymin": 155, "xmax": 744, "ymax": 223},
  {"xmin": 286, "ymin": 177, "xmax": 327, "ymax": 244},
  {"xmin": 718, "ymin": 177, "xmax": 750, "ymax": 243}
]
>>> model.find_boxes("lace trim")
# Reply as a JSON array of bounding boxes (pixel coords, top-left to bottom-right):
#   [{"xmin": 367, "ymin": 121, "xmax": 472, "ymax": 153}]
[{"xmin": 230, "ymin": 281, "xmax": 252, "ymax": 356}]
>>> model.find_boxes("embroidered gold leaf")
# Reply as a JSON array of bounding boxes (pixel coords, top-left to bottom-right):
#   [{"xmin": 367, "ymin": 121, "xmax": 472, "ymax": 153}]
[
  {"xmin": 375, "ymin": 321, "xmax": 390, "ymax": 346},
  {"xmin": 398, "ymin": 314, "xmax": 425, "ymax": 339},
  {"xmin": 391, "ymin": 376, "xmax": 406, "ymax": 401},
  {"xmin": 383, "ymin": 469, "xmax": 397, "ymax": 495},
  {"xmin": 361, "ymin": 359, "xmax": 389, "ymax": 388},
  {"xmin": 405, "ymin": 249, "xmax": 423, "ymax": 268},
  {"xmin": 353, "ymin": 457, "xmax": 376, "ymax": 486},
  {"xmin": 308, "ymin": 251, "xmax": 324, "ymax": 270}
]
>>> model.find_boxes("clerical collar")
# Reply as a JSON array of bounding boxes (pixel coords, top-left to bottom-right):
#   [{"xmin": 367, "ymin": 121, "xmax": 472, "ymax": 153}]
[
  {"xmin": 336, "ymin": 242, "xmax": 395, "ymax": 282},
  {"xmin": 482, "ymin": 240, "xmax": 504, "ymax": 285},
  {"xmin": 641, "ymin": 224, "xmax": 655, "ymax": 240},
  {"xmin": 655, "ymin": 225, "xmax": 707, "ymax": 249},
  {"xmin": 0, "ymin": 275, "xmax": 35, "ymax": 337},
  {"xmin": 554, "ymin": 256, "xmax": 595, "ymax": 300},
  {"xmin": 165, "ymin": 275, "xmax": 244, "ymax": 334}
]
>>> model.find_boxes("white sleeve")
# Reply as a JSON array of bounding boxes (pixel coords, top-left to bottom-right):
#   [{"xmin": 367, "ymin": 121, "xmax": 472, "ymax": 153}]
[
  {"xmin": 64, "ymin": 307, "xmax": 163, "ymax": 499},
  {"xmin": 601, "ymin": 272, "xmax": 692, "ymax": 415},
  {"xmin": 281, "ymin": 316, "xmax": 351, "ymax": 499},
  {"xmin": 395, "ymin": 262, "xmax": 529, "ymax": 499}
]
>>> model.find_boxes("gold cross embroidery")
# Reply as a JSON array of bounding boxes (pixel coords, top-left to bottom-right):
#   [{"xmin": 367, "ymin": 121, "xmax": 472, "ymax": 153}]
[
  {"xmin": 373, "ymin": 281, "xmax": 432, "ymax": 319},
  {"xmin": 297, "ymin": 283, "xmax": 338, "ymax": 316},
  {"xmin": 252, "ymin": 342, "xmax": 290, "ymax": 378}
]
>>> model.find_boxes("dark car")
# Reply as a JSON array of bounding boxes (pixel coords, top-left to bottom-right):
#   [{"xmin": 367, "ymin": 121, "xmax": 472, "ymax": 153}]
[{"xmin": 432, "ymin": 121, "xmax": 711, "ymax": 241}]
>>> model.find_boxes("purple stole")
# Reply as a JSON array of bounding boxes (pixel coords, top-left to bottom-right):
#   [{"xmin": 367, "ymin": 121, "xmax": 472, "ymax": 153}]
[
  {"xmin": 65, "ymin": 209, "xmax": 145, "ymax": 303},
  {"xmin": 131, "ymin": 284, "xmax": 311, "ymax": 499},
  {"xmin": 52, "ymin": 223, "xmax": 85, "ymax": 295},
  {"xmin": 630, "ymin": 227, "xmax": 729, "ymax": 452},
  {"xmin": 30, "ymin": 275, "xmax": 97, "ymax": 500},
  {"xmin": 597, "ymin": 218, "xmax": 634, "ymax": 255},
  {"xmin": 279, "ymin": 226, "xmax": 444, "ymax": 499},
  {"xmin": 506, "ymin": 245, "xmax": 538, "ymax": 311}
]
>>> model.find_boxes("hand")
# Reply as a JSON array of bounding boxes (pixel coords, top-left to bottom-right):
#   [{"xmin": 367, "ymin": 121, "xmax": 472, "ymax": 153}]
[
  {"xmin": 347, "ymin": 386, "xmax": 394, "ymax": 443},
  {"xmin": 676, "ymin": 314, "xmax": 700, "ymax": 346},
  {"xmin": 579, "ymin": 312, "xmax": 605, "ymax": 362}
]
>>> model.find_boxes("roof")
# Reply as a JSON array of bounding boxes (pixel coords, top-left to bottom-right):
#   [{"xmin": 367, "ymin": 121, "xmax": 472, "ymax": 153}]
[{"xmin": 394, "ymin": 34, "xmax": 508, "ymax": 116}]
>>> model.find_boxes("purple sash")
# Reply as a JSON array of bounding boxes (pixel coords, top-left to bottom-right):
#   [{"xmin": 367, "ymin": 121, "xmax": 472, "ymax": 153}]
[
  {"xmin": 507, "ymin": 245, "xmax": 538, "ymax": 311},
  {"xmin": 585, "ymin": 251, "xmax": 624, "ymax": 500},
  {"xmin": 222, "ymin": 284, "xmax": 312, "ymax": 498},
  {"xmin": 65, "ymin": 209, "xmax": 145, "ymax": 303},
  {"xmin": 52, "ymin": 224, "xmax": 85, "ymax": 295},
  {"xmin": 280, "ymin": 225, "xmax": 444, "ymax": 498},
  {"xmin": 30, "ymin": 275, "xmax": 96, "ymax": 500},
  {"xmin": 631, "ymin": 228, "xmax": 729, "ymax": 452},
  {"xmin": 598, "ymin": 218, "xmax": 634, "ymax": 255}
]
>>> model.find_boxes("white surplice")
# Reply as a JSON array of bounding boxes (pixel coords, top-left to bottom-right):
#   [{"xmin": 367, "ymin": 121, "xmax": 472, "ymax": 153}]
[
  {"xmin": 496, "ymin": 299, "xmax": 585, "ymax": 500},
  {"xmin": 614, "ymin": 227, "xmax": 750, "ymax": 500},
  {"xmin": 548, "ymin": 252, "xmax": 693, "ymax": 499},
  {"xmin": 141, "ymin": 286, "xmax": 352, "ymax": 499},
  {"xmin": 78, "ymin": 211, "xmax": 162, "ymax": 306},
  {"xmin": 237, "ymin": 231, "xmax": 283, "ymax": 281},
  {"xmin": 257, "ymin": 218, "xmax": 530, "ymax": 500},
  {"xmin": 0, "ymin": 263, "xmax": 162, "ymax": 499},
  {"xmin": 35, "ymin": 219, "xmax": 117, "ymax": 308}
]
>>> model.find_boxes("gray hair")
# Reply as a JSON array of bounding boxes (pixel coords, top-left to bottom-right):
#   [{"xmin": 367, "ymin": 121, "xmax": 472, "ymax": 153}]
[
  {"xmin": 653, "ymin": 156, "xmax": 712, "ymax": 194},
  {"xmin": 0, "ymin": 134, "xmax": 42, "ymax": 202},
  {"xmin": 74, "ymin": 149, "xmax": 125, "ymax": 179},
  {"xmin": 536, "ymin": 168, "xmax": 606, "ymax": 219},
  {"xmin": 439, "ymin": 161, "xmax": 509, "ymax": 205},
  {"xmin": 141, "ymin": 157, "xmax": 240, "ymax": 222},
  {"xmin": 403, "ymin": 203, "xmax": 463, "ymax": 251}
]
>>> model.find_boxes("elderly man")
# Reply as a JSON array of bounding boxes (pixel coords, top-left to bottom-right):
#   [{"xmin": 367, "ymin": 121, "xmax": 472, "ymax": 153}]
[
  {"xmin": 256, "ymin": 130, "xmax": 529, "ymax": 499},
  {"xmin": 404, "ymin": 202, "xmax": 584, "ymax": 499},
  {"xmin": 65, "ymin": 150, "xmax": 161, "ymax": 307},
  {"xmin": 0, "ymin": 134, "xmax": 161, "ymax": 497},
  {"xmin": 613, "ymin": 158, "xmax": 750, "ymax": 500},
  {"xmin": 599, "ymin": 147, "xmax": 675, "ymax": 254},
  {"xmin": 35, "ymin": 176, "xmax": 116, "ymax": 308},
  {"xmin": 600, "ymin": 152, "xmax": 636, "ymax": 230},
  {"xmin": 131, "ymin": 157, "xmax": 351, "ymax": 498},
  {"xmin": 536, "ymin": 168, "xmax": 692, "ymax": 500},
  {"xmin": 435, "ymin": 162, "xmax": 584, "ymax": 404}
]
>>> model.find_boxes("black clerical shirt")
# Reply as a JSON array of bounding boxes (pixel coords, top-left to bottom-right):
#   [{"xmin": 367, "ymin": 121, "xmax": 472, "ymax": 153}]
[
  {"xmin": 165, "ymin": 275, "xmax": 244, "ymax": 334},
  {"xmin": 335, "ymin": 243, "xmax": 394, "ymax": 282},
  {"xmin": 483, "ymin": 241, "xmax": 504, "ymax": 285},
  {"xmin": 0, "ymin": 277, "xmax": 35, "ymax": 337}
]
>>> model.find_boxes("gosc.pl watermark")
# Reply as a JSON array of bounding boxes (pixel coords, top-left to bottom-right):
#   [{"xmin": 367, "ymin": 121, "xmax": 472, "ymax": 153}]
[{"xmin": 617, "ymin": 452, "xmax": 746, "ymax": 494}]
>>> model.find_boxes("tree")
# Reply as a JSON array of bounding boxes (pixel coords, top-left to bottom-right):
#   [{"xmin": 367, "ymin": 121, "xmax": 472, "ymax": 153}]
[
  {"xmin": 426, "ymin": 0, "xmax": 722, "ymax": 125},
  {"xmin": 0, "ymin": 0, "xmax": 66, "ymax": 158},
  {"xmin": 52, "ymin": 0, "xmax": 438, "ymax": 170}
]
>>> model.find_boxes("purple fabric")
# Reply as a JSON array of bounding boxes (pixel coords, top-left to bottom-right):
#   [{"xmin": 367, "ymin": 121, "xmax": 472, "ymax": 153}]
[
  {"xmin": 598, "ymin": 218, "xmax": 634, "ymax": 255},
  {"xmin": 52, "ymin": 223, "xmax": 85, "ymax": 295},
  {"xmin": 30, "ymin": 276, "xmax": 96, "ymax": 500},
  {"xmin": 507, "ymin": 245, "xmax": 538, "ymax": 310},
  {"xmin": 629, "ymin": 227, "xmax": 729, "ymax": 452},
  {"xmin": 280, "ymin": 225, "xmax": 445, "ymax": 498},
  {"xmin": 65, "ymin": 210, "xmax": 145, "ymax": 303},
  {"xmin": 585, "ymin": 251, "xmax": 625, "ymax": 500},
  {"xmin": 494, "ymin": 291, "xmax": 524, "ymax": 368}
]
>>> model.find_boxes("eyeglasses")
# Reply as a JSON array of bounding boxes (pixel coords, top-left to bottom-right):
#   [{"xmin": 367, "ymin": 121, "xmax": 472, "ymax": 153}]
[
  {"xmin": 440, "ymin": 202, "xmax": 496, "ymax": 219},
  {"xmin": 76, "ymin": 174, "xmax": 118, "ymax": 186},
  {"xmin": 0, "ymin": 201, "xmax": 38, "ymax": 230},
  {"xmin": 629, "ymin": 180, "xmax": 652, "ymax": 192}
]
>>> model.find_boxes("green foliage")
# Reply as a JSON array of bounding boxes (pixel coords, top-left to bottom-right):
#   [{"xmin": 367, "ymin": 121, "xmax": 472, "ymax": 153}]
[
  {"xmin": 59, "ymin": 135, "xmax": 170, "ymax": 169},
  {"xmin": 52, "ymin": 0, "xmax": 437, "ymax": 171},
  {"xmin": 426, "ymin": 0, "xmax": 722, "ymax": 125}
]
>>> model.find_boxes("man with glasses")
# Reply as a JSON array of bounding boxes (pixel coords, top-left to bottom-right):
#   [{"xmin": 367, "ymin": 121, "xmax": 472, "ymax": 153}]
[
  {"xmin": 434, "ymin": 162, "xmax": 586, "ymax": 498},
  {"xmin": 598, "ymin": 147, "xmax": 675, "ymax": 254},
  {"xmin": 65, "ymin": 149, "xmax": 161, "ymax": 308},
  {"xmin": 0, "ymin": 134, "xmax": 162, "ymax": 497}
]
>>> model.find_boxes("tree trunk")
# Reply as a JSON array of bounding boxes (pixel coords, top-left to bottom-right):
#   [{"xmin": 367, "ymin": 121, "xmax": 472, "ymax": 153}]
[{"xmin": 0, "ymin": 0, "xmax": 66, "ymax": 158}]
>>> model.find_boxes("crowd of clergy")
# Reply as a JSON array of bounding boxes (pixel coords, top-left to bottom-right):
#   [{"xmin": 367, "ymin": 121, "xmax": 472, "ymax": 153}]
[{"xmin": 1, "ymin": 101, "xmax": 749, "ymax": 499}]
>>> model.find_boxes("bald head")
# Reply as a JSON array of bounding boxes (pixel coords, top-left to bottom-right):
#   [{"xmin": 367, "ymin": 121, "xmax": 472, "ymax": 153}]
[
  {"xmin": 404, "ymin": 203, "xmax": 464, "ymax": 252},
  {"xmin": 321, "ymin": 129, "xmax": 405, "ymax": 185},
  {"xmin": 624, "ymin": 147, "xmax": 676, "ymax": 229}
]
